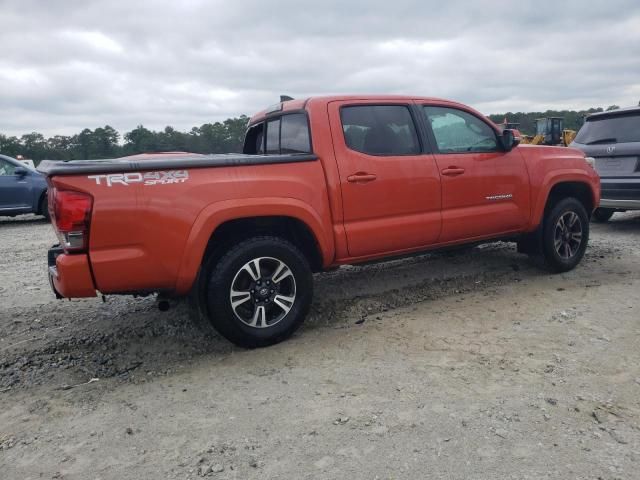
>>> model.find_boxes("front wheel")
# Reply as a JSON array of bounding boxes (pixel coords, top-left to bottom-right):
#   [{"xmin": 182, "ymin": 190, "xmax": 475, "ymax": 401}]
[
  {"xmin": 540, "ymin": 197, "xmax": 589, "ymax": 273},
  {"xmin": 196, "ymin": 236, "xmax": 313, "ymax": 348}
]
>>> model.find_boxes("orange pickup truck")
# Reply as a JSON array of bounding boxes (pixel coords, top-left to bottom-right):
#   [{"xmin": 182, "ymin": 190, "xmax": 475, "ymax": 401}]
[{"xmin": 38, "ymin": 95, "xmax": 600, "ymax": 347}]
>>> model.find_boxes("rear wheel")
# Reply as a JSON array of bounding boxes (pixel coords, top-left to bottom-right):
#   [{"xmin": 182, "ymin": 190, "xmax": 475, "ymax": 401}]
[
  {"xmin": 540, "ymin": 197, "xmax": 589, "ymax": 272},
  {"xmin": 192, "ymin": 236, "xmax": 313, "ymax": 348},
  {"xmin": 592, "ymin": 207, "xmax": 614, "ymax": 223}
]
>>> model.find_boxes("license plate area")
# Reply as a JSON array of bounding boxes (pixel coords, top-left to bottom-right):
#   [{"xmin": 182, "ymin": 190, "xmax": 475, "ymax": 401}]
[{"xmin": 595, "ymin": 156, "xmax": 639, "ymax": 175}]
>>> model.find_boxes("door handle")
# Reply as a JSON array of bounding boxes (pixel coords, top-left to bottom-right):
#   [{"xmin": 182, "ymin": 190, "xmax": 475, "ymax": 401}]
[
  {"xmin": 441, "ymin": 167, "xmax": 465, "ymax": 176},
  {"xmin": 347, "ymin": 173, "xmax": 377, "ymax": 183}
]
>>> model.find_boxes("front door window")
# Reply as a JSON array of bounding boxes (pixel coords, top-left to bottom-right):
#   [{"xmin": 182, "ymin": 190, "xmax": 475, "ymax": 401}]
[{"xmin": 424, "ymin": 106, "xmax": 498, "ymax": 153}]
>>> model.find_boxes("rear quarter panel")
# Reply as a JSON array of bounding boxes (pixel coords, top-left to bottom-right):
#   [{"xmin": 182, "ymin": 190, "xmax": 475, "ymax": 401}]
[{"xmin": 53, "ymin": 161, "xmax": 334, "ymax": 295}]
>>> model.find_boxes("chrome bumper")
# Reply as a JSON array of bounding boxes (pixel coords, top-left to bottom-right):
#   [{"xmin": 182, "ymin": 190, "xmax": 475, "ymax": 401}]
[{"xmin": 600, "ymin": 199, "xmax": 640, "ymax": 209}]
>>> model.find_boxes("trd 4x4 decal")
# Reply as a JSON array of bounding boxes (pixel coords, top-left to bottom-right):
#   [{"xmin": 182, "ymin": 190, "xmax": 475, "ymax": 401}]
[{"xmin": 88, "ymin": 170, "xmax": 189, "ymax": 187}]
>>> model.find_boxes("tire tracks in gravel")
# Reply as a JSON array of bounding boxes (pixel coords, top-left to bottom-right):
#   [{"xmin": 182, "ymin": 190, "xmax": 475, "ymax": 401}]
[{"xmin": 0, "ymin": 243, "xmax": 538, "ymax": 391}]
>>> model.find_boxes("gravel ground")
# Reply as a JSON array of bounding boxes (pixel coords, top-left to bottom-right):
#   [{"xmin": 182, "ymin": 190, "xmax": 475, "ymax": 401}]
[{"xmin": 0, "ymin": 212, "xmax": 639, "ymax": 479}]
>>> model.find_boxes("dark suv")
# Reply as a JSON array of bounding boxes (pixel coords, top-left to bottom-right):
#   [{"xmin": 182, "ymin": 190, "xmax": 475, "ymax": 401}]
[{"xmin": 571, "ymin": 106, "xmax": 640, "ymax": 222}]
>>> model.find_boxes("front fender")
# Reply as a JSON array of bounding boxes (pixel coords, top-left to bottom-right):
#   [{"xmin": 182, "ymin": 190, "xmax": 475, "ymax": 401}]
[
  {"xmin": 530, "ymin": 169, "xmax": 600, "ymax": 229},
  {"xmin": 174, "ymin": 197, "xmax": 334, "ymax": 294}
]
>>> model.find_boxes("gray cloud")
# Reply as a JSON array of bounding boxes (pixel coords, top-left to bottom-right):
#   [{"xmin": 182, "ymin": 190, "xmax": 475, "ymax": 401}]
[{"xmin": 1, "ymin": 0, "xmax": 639, "ymax": 136}]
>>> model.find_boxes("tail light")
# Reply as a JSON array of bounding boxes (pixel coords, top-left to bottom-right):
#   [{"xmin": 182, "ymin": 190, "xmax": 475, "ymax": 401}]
[{"xmin": 49, "ymin": 188, "xmax": 93, "ymax": 253}]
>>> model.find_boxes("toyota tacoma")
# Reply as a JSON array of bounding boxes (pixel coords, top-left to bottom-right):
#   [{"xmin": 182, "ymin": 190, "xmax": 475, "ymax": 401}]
[{"xmin": 38, "ymin": 95, "xmax": 600, "ymax": 347}]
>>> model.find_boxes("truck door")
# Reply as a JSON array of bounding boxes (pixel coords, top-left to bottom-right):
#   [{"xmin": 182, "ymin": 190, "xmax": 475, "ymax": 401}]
[
  {"xmin": 328, "ymin": 101, "xmax": 441, "ymax": 258},
  {"xmin": 0, "ymin": 157, "xmax": 31, "ymax": 211},
  {"xmin": 420, "ymin": 104, "xmax": 530, "ymax": 243}
]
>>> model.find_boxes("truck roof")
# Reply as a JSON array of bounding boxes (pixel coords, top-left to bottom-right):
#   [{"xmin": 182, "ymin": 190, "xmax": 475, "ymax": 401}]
[{"xmin": 249, "ymin": 94, "xmax": 466, "ymax": 124}]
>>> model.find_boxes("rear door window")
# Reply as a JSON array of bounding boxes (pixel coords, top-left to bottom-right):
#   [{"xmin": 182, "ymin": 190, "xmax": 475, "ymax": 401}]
[
  {"xmin": 340, "ymin": 105, "xmax": 420, "ymax": 155},
  {"xmin": 575, "ymin": 113, "xmax": 640, "ymax": 144}
]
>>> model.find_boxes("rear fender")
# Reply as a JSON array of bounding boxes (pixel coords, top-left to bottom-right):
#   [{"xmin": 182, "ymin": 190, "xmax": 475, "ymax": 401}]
[{"xmin": 174, "ymin": 197, "xmax": 333, "ymax": 294}]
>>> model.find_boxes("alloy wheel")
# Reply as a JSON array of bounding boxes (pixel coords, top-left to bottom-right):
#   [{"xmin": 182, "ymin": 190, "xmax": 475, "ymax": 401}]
[
  {"xmin": 554, "ymin": 211, "xmax": 583, "ymax": 259},
  {"xmin": 229, "ymin": 257, "xmax": 297, "ymax": 328}
]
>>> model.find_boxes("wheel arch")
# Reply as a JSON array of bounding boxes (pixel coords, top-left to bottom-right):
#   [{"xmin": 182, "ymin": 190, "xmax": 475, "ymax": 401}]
[
  {"xmin": 545, "ymin": 181, "xmax": 595, "ymax": 216},
  {"xmin": 203, "ymin": 216, "xmax": 324, "ymax": 271},
  {"xmin": 532, "ymin": 173, "xmax": 598, "ymax": 228},
  {"xmin": 175, "ymin": 198, "xmax": 334, "ymax": 294},
  {"xmin": 36, "ymin": 188, "xmax": 48, "ymax": 214}
]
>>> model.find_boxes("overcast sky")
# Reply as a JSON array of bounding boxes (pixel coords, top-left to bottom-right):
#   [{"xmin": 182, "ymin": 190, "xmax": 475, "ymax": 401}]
[{"xmin": 1, "ymin": 0, "xmax": 639, "ymax": 136}]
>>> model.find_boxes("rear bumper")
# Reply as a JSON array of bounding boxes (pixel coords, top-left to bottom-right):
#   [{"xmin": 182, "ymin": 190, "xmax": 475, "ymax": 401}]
[
  {"xmin": 48, "ymin": 245, "xmax": 96, "ymax": 298},
  {"xmin": 600, "ymin": 198, "xmax": 640, "ymax": 210},
  {"xmin": 600, "ymin": 178, "xmax": 640, "ymax": 206},
  {"xmin": 600, "ymin": 178, "xmax": 640, "ymax": 210}
]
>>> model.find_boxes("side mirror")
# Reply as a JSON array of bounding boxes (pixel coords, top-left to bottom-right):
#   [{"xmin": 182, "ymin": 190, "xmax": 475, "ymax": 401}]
[
  {"xmin": 501, "ymin": 129, "xmax": 521, "ymax": 152},
  {"xmin": 14, "ymin": 166, "xmax": 28, "ymax": 176}
]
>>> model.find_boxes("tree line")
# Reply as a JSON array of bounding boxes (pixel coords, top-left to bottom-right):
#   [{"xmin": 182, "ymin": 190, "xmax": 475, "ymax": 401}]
[
  {"xmin": 0, "ymin": 104, "xmax": 632, "ymax": 164},
  {"xmin": 0, "ymin": 116, "xmax": 248, "ymax": 164}
]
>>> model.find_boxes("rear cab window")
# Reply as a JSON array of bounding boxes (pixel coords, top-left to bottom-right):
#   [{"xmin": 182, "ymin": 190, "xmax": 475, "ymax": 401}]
[
  {"xmin": 281, "ymin": 114, "xmax": 311, "ymax": 153},
  {"xmin": 266, "ymin": 118, "xmax": 281, "ymax": 154},
  {"xmin": 243, "ymin": 123, "xmax": 264, "ymax": 154},
  {"xmin": 243, "ymin": 113, "xmax": 311, "ymax": 154},
  {"xmin": 575, "ymin": 112, "xmax": 640, "ymax": 145}
]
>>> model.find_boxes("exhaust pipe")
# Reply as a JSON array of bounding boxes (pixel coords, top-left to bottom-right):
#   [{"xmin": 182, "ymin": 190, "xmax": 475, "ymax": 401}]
[{"xmin": 157, "ymin": 295, "xmax": 170, "ymax": 312}]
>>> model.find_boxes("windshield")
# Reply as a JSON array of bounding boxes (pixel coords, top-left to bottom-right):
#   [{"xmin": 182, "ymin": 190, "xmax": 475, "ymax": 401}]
[{"xmin": 574, "ymin": 113, "xmax": 640, "ymax": 144}]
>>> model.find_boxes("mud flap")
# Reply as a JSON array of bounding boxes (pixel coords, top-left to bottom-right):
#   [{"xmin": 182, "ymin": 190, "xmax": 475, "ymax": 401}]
[{"xmin": 47, "ymin": 244, "xmax": 64, "ymax": 299}]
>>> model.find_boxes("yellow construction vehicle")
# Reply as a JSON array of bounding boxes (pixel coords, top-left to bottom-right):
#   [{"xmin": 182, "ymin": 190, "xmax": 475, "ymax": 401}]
[
  {"xmin": 562, "ymin": 128, "xmax": 577, "ymax": 146},
  {"xmin": 519, "ymin": 117, "xmax": 577, "ymax": 146}
]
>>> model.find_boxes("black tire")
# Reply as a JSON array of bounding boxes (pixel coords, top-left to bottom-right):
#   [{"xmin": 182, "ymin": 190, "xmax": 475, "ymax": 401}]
[
  {"xmin": 192, "ymin": 236, "xmax": 313, "ymax": 348},
  {"xmin": 540, "ymin": 197, "xmax": 589, "ymax": 273},
  {"xmin": 592, "ymin": 208, "xmax": 614, "ymax": 223},
  {"xmin": 39, "ymin": 194, "xmax": 50, "ymax": 221}
]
